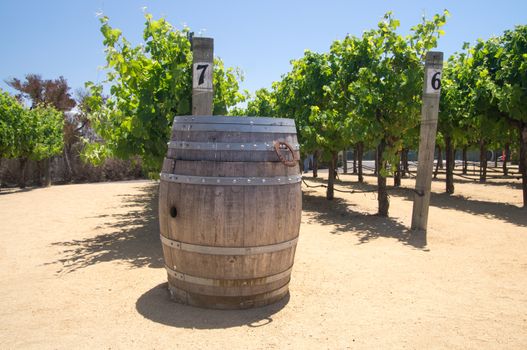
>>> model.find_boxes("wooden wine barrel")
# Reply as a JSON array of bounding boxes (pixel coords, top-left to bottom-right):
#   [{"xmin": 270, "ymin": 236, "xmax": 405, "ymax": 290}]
[{"xmin": 158, "ymin": 116, "xmax": 302, "ymax": 309}]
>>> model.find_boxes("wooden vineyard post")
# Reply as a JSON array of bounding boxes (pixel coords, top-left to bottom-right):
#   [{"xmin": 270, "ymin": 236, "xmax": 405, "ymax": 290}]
[
  {"xmin": 191, "ymin": 37, "xmax": 214, "ymax": 115},
  {"xmin": 411, "ymin": 51, "xmax": 444, "ymax": 231}
]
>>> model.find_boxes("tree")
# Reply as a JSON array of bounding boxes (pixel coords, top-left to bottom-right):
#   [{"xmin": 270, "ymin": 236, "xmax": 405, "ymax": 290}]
[
  {"xmin": 7, "ymin": 74, "xmax": 76, "ymax": 111},
  {"xmin": 0, "ymin": 90, "xmax": 23, "ymax": 160},
  {"xmin": 466, "ymin": 39, "xmax": 515, "ymax": 184},
  {"xmin": 0, "ymin": 91, "xmax": 23, "ymax": 189},
  {"xmin": 20, "ymin": 107, "xmax": 64, "ymax": 188},
  {"xmin": 304, "ymin": 107, "xmax": 350, "ymax": 199},
  {"xmin": 288, "ymin": 51, "xmax": 343, "ymax": 199},
  {"xmin": 58, "ymin": 88, "xmax": 94, "ymax": 182},
  {"xmin": 85, "ymin": 14, "xmax": 245, "ymax": 174},
  {"xmin": 439, "ymin": 51, "xmax": 475, "ymax": 193},
  {"xmin": 272, "ymin": 52, "xmax": 332, "ymax": 179},
  {"xmin": 349, "ymin": 11, "xmax": 448, "ymax": 216},
  {"xmin": 446, "ymin": 26, "xmax": 527, "ymax": 205},
  {"xmin": 0, "ymin": 90, "xmax": 64, "ymax": 188},
  {"xmin": 22, "ymin": 106, "xmax": 65, "ymax": 183},
  {"xmin": 7, "ymin": 74, "xmax": 76, "ymax": 185},
  {"xmin": 244, "ymin": 88, "xmax": 276, "ymax": 117},
  {"xmin": 329, "ymin": 34, "xmax": 378, "ymax": 184},
  {"xmin": 487, "ymin": 25, "xmax": 527, "ymax": 207}
]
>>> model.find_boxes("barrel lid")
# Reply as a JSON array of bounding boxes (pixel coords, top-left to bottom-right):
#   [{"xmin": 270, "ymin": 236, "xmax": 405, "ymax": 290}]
[{"xmin": 172, "ymin": 116, "xmax": 295, "ymax": 126}]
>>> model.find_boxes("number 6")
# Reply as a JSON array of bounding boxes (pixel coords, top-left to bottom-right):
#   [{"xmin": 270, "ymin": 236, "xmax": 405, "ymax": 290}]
[{"xmin": 431, "ymin": 72, "xmax": 441, "ymax": 90}]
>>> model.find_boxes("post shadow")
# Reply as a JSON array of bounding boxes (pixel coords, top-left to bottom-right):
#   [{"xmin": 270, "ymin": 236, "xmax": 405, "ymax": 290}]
[{"xmin": 302, "ymin": 191, "xmax": 428, "ymax": 250}]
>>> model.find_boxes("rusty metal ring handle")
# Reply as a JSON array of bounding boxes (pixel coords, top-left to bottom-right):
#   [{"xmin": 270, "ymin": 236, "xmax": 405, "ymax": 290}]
[{"xmin": 273, "ymin": 141, "xmax": 299, "ymax": 167}]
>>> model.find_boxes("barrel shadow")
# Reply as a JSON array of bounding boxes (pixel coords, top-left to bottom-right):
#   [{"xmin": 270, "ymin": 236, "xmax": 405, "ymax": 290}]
[
  {"xmin": 136, "ymin": 282, "xmax": 289, "ymax": 329},
  {"xmin": 48, "ymin": 182, "xmax": 164, "ymax": 274}
]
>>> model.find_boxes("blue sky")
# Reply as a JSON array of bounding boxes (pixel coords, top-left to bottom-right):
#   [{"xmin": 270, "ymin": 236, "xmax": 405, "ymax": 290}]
[{"xmin": 1, "ymin": 0, "xmax": 526, "ymax": 98}]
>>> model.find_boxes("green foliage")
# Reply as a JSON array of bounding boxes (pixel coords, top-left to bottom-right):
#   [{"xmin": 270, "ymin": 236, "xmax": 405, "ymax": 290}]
[
  {"xmin": 0, "ymin": 89, "xmax": 64, "ymax": 161},
  {"xmin": 86, "ymin": 14, "xmax": 245, "ymax": 173},
  {"xmin": 491, "ymin": 25, "xmax": 527, "ymax": 124},
  {"xmin": 79, "ymin": 139, "xmax": 111, "ymax": 166},
  {"xmin": 439, "ymin": 52, "xmax": 475, "ymax": 148},
  {"xmin": 437, "ymin": 24, "xmax": 526, "ymax": 200},
  {"xmin": 467, "ymin": 25, "xmax": 527, "ymax": 205},
  {"xmin": 268, "ymin": 50, "xmax": 337, "ymax": 158},
  {"xmin": 245, "ymin": 88, "xmax": 276, "ymax": 117},
  {"xmin": 0, "ymin": 90, "xmax": 25, "ymax": 158},
  {"xmin": 213, "ymin": 60, "xmax": 247, "ymax": 115},
  {"xmin": 25, "ymin": 106, "xmax": 65, "ymax": 161},
  {"xmin": 446, "ymin": 25, "xmax": 527, "ymax": 151},
  {"xmin": 348, "ymin": 11, "xmax": 448, "ymax": 175},
  {"xmin": 304, "ymin": 106, "xmax": 350, "ymax": 158},
  {"xmin": 329, "ymin": 33, "xmax": 376, "ymax": 148}
]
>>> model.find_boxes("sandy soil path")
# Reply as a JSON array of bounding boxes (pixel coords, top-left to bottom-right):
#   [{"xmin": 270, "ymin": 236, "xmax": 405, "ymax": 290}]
[{"xmin": 0, "ymin": 175, "xmax": 526, "ymax": 349}]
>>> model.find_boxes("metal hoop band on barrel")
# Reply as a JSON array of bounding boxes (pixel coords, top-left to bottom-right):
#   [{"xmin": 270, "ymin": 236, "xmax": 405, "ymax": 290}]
[
  {"xmin": 172, "ymin": 123, "xmax": 297, "ymax": 133},
  {"xmin": 165, "ymin": 265, "xmax": 293, "ymax": 287},
  {"xmin": 160, "ymin": 234, "xmax": 298, "ymax": 256},
  {"xmin": 159, "ymin": 173, "xmax": 302, "ymax": 186},
  {"xmin": 167, "ymin": 141, "xmax": 300, "ymax": 151},
  {"xmin": 172, "ymin": 116, "xmax": 295, "ymax": 126},
  {"xmin": 168, "ymin": 283, "xmax": 290, "ymax": 306}
]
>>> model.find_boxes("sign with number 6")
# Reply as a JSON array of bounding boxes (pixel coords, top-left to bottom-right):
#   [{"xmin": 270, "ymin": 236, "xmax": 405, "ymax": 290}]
[
  {"xmin": 193, "ymin": 62, "xmax": 213, "ymax": 90},
  {"xmin": 425, "ymin": 68, "xmax": 442, "ymax": 94}
]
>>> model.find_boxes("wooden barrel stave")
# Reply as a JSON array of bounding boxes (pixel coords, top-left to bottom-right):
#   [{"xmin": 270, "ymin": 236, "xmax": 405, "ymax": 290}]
[
  {"xmin": 163, "ymin": 183, "xmax": 300, "ymax": 247},
  {"xmin": 167, "ymin": 149, "xmax": 300, "ymax": 162},
  {"xmin": 163, "ymin": 159, "xmax": 300, "ymax": 177},
  {"xmin": 169, "ymin": 248, "xmax": 297, "ymax": 279},
  {"xmin": 170, "ymin": 131, "xmax": 298, "ymax": 146}
]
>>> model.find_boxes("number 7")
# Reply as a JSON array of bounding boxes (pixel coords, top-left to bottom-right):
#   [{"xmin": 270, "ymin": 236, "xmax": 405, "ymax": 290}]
[{"xmin": 196, "ymin": 64, "xmax": 208, "ymax": 85}]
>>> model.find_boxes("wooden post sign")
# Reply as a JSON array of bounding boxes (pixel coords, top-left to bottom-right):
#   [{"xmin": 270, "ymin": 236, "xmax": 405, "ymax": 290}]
[
  {"xmin": 411, "ymin": 51, "xmax": 444, "ymax": 231},
  {"xmin": 191, "ymin": 37, "xmax": 214, "ymax": 115}
]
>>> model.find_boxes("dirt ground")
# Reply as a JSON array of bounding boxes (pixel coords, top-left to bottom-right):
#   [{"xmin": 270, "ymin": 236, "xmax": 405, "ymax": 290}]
[{"xmin": 1, "ymin": 171, "xmax": 526, "ymax": 349}]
